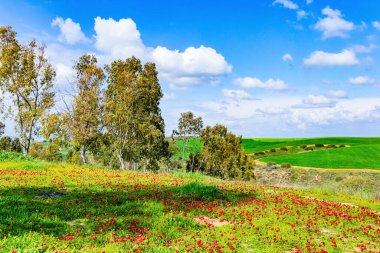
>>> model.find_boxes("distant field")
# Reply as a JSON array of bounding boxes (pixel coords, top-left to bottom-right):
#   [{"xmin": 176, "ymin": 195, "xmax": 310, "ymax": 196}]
[{"xmin": 242, "ymin": 137, "xmax": 380, "ymax": 170}]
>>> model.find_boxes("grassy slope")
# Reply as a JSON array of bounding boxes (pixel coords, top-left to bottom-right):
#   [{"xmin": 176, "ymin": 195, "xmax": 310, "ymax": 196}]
[
  {"xmin": 0, "ymin": 154, "xmax": 379, "ymax": 252},
  {"xmin": 242, "ymin": 137, "xmax": 380, "ymax": 170}
]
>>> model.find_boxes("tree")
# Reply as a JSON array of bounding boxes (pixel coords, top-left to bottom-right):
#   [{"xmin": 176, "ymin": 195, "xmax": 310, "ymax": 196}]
[
  {"xmin": 103, "ymin": 57, "xmax": 141, "ymax": 170},
  {"xmin": 71, "ymin": 54, "xmax": 104, "ymax": 163},
  {"xmin": 173, "ymin": 111, "xmax": 203, "ymax": 165},
  {"xmin": 192, "ymin": 124, "xmax": 255, "ymax": 180},
  {"xmin": 0, "ymin": 121, "xmax": 4, "ymax": 137},
  {"xmin": 103, "ymin": 57, "xmax": 168, "ymax": 170},
  {"xmin": 41, "ymin": 113, "xmax": 70, "ymax": 147},
  {"xmin": 0, "ymin": 26, "xmax": 55, "ymax": 153}
]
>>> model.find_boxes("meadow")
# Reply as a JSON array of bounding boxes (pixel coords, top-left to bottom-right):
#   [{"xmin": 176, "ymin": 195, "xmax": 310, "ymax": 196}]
[
  {"xmin": 0, "ymin": 152, "xmax": 379, "ymax": 252},
  {"xmin": 243, "ymin": 137, "xmax": 380, "ymax": 170}
]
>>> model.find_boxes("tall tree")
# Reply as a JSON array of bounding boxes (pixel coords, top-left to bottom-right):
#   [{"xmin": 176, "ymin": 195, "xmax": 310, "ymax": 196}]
[
  {"xmin": 0, "ymin": 26, "xmax": 55, "ymax": 153},
  {"xmin": 173, "ymin": 111, "xmax": 203, "ymax": 165},
  {"xmin": 103, "ymin": 57, "xmax": 142, "ymax": 170},
  {"xmin": 71, "ymin": 54, "xmax": 104, "ymax": 163},
  {"xmin": 135, "ymin": 63, "xmax": 169, "ymax": 171},
  {"xmin": 103, "ymin": 57, "xmax": 168, "ymax": 170}
]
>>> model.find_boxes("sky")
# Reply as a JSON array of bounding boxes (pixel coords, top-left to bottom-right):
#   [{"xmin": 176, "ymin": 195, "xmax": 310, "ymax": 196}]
[{"xmin": 1, "ymin": 0, "xmax": 380, "ymax": 137}]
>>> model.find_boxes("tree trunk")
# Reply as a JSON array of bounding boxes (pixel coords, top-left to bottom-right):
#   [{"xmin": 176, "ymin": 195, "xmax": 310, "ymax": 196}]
[
  {"xmin": 117, "ymin": 150, "xmax": 125, "ymax": 170},
  {"xmin": 80, "ymin": 148, "xmax": 86, "ymax": 164}
]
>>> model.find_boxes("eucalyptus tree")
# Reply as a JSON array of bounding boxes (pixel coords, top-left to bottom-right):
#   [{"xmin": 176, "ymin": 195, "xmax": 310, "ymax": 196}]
[
  {"xmin": 71, "ymin": 54, "xmax": 104, "ymax": 163},
  {"xmin": 0, "ymin": 26, "xmax": 55, "ymax": 152},
  {"xmin": 103, "ymin": 57, "xmax": 168, "ymax": 170}
]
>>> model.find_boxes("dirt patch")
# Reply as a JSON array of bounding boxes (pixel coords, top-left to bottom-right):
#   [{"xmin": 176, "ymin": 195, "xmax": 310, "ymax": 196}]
[{"xmin": 194, "ymin": 216, "xmax": 231, "ymax": 227}]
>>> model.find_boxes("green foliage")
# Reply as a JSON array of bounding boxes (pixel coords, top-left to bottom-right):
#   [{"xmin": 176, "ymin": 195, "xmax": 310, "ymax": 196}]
[
  {"xmin": 28, "ymin": 142, "xmax": 62, "ymax": 161},
  {"xmin": 187, "ymin": 124, "xmax": 255, "ymax": 180},
  {"xmin": 0, "ymin": 151, "xmax": 34, "ymax": 161},
  {"xmin": 103, "ymin": 57, "xmax": 168, "ymax": 170},
  {"xmin": 0, "ymin": 136, "xmax": 22, "ymax": 152},
  {"xmin": 0, "ymin": 26, "xmax": 55, "ymax": 153}
]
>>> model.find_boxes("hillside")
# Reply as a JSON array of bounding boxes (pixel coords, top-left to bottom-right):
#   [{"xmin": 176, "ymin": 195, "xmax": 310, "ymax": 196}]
[{"xmin": 0, "ymin": 154, "xmax": 379, "ymax": 252}]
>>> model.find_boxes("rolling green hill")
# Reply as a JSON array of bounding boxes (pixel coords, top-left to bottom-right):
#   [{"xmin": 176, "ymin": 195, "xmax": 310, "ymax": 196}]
[{"xmin": 242, "ymin": 137, "xmax": 380, "ymax": 170}]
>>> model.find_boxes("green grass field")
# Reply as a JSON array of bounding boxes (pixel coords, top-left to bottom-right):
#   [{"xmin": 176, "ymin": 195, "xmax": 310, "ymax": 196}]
[
  {"xmin": 0, "ymin": 152, "xmax": 379, "ymax": 252},
  {"xmin": 242, "ymin": 137, "xmax": 380, "ymax": 170}
]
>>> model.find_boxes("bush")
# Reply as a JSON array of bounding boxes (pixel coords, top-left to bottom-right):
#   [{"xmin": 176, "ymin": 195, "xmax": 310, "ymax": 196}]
[
  {"xmin": 28, "ymin": 143, "xmax": 44, "ymax": 159},
  {"xmin": 304, "ymin": 146, "xmax": 314, "ymax": 151},
  {"xmin": 270, "ymin": 148, "xmax": 276, "ymax": 152},
  {"xmin": 43, "ymin": 143, "xmax": 62, "ymax": 161},
  {"xmin": 281, "ymin": 162, "xmax": 291, "ymax": 168},
  {"xmin": 280, "ymin": 147, "xmax": 288, "ymax": 151},
  {"xmin": 339, "ymin": 144, "xmax": 346, "ymax": 148},
  {"xmin": 300, "ymin": 145, "xmax": 307, "ymax": 149},
  {"xmin": 0, "ymin": 151, "xmax": 34, "ymax": 162},
  {"xmin": 28, "ymin": 143, "xmax": 62, "ymax": 161},
  {"xmin": 315, "ymin": 143, "xmax": 324, "ymax": 148},
  {"xmin": 0, "ymin": 136, "xmax": 12, "ymax": 151},
  {"xmin": 327, "ymin": 144, "xmax": 337, "ymax": 148},
  {"xmin": 254, "ymin": 151, "xmax": 266, "ymax": 156}
]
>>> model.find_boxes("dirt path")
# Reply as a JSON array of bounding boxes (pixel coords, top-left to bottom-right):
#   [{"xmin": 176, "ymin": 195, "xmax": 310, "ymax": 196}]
[{"xmin": 255, "ymin": 160, "xmax": 380, "ymax": 173}]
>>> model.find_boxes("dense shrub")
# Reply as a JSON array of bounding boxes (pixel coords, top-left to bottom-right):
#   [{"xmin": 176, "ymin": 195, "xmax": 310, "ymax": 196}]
[
  {"xmin": 0, "ymin": 136, "xmax": 23, "ymax": 152},
  {"xmin": 0, "ymin": 151, "xmax": 34, "ymax": 161},
  {"xmin": 339, "ymin": 144, "xmax": 346, "ymax": 148},
  {"xmin": 315, "ymin": 143, "xmax": 324, "ymax": 148},
  {"xmin": 327, "ymin": 144, "xmax": 337, "ymax": 148},
  {"xmin": 270, "ymin": 148, "xmax": 276, "ymax": 152},
  {"xmin": 281, "ymin": 162, "xmax": 291, "ymax": 168},
  {"xmin": 28, "ymin": 143, "xmax": 62, "ymax": 161},
  {"xmin": 300, "ymin": 144, "xmax": 307, "ymax": 149},
  {"xmin": 280, "ymin": 147, "xmax": 288, "ymax": 151},
  {"xmin": 304, "ymin": 146, "xmax": 314, "ymax": 151}
]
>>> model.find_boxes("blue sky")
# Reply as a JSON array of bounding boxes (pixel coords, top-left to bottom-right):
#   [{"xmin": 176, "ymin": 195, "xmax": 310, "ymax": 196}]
[{"xmin": 1, "ymin": 0, "xmax": 380, "ymax": 137}]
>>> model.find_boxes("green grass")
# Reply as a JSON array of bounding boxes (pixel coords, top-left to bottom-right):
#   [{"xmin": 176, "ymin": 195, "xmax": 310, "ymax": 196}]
[
  {"xmin": 174, "ymin": 137, "xmax": 202, "ymax": 159},
  {"xmin": 0, "ymin": 157, "xmax": 379, "ymax": 252},
  {"xmin": 242, "ymin": 137, "xmax": 380, "ymax": 170}
]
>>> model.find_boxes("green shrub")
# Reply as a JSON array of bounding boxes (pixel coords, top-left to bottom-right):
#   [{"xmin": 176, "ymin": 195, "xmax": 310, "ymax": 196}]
[
  {"xmin": 327, "ymin": 144, "xmax": 337, "ymax": 148},
  {"xmin": 339, "ymin": 144, "xmax": 346, "ymax": 148},
  {"xmin": 300, "ymin": 145, "xmax": 307, "ymax": 149},
  {"xmin": 281, "ymin": 162, "xmax": 291, "ymax": 168},
  {"xmin": 43, "ymin": 143, "xmax": 62, "ymax": 161},
  {"xmin": 270, "ymin": 148, "xmax": 276, "ymax": 152},
  {"xmin": 0, "ymin": 151, "xmax": 34, "ymax": 161},
  {"xmin": 315, "ymin": 143, "xmax": 324, "ymax": 148},
  {"xmin": 304, "ymin": 146, "xmax": 314, "ymax": 151},
  {"xmin": 28, "ymin": 143, "xmax": 44, "ymax": 159},
  {"xmin": 280, "ymin": 147, "xmax": 288, "ymax": 151}
]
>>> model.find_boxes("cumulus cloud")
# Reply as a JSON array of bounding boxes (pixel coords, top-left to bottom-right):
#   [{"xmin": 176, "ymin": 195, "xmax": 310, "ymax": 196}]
[
  {"xmin": 306, "ymin": 0, "xmax": 313, "ymax": 4},
  {"xmin": 314, "ymin": 7, "xmax": 354, "ymax": 39},
  {"xmin": 349, "ymin": 76, "xmax": 380, "ymax": 86},
  {"xmin": 282, "ymin": 53, "xmax": 293, "ymax": 62},
  {"xmin": 51, "ymin": 17, "xmax": 89, "ymax": 44},
  {"xmin": 303, "ymin": 49, "xmax": 359, "ymax": 67},
  {"xmin": 93, "ymin": 17, "xmax": 232, "ymax": 88},
  {"xmin": 234, "ymin": 77, "xmax": 289, "ymax": 90},
  {"xmin": 273, "ymin": 0, "xmax": 298, "ymax": 10},
  {"xmin": 373, "ymin": 21, "xmax": 380, "ymax": 30}
]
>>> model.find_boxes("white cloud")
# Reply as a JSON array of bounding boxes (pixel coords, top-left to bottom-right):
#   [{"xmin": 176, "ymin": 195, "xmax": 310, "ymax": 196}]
[
  {"xmin": 306, "ymin": 0, "xmax": 313, "ymax": 4},
  {"xmin": 222, "ymin": 89, "xmax": 251, "ymax": 100},
  {"xmin": 349, "ymin": 43, "xmax": 376, "ymax": 53},
  {"xmin": 282, "ymin": 53, "xmax": 293, "ymax": 62},
  {"xmin": 373, "ymin": 21, "xmax": 380, "ymax": 30},
  {"xmin": 163, "ymin": 93, "xmax": 176, "ymax": 100},
  {"xmin": 93, "ymin": 17, "xmax": 232, "ymax": 88},
  {"xmin": 273, "ymin": 0, "xmax": 298, "ymax": 10},
  {"xmin": 304, "ymin": 49, "xmax": 359, "ymax": 67},
  {"xmin": 349, "ymin": 76, "xmax": 380, "ymax": 86},
  {"xmin": 301, "ymin": 95, "xmax": 336, "ymax": 108},
  {"xmin": 234, "ymin": 77, "xmax": 289, "ymax": 90},
  {"xmin": 51, "ymin": 17, "xmax": 89, "ymax": 44},
  {"xmin": 314, "ymin": 7, "xmax": 354, "ymax": 39},
  {"xmin": 325, "ymin": 90, "xmax": 348, "ymax": 99},
  {"xmin": 297, "ymin": 10, "xmax": 308, "ymax": 20}
]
